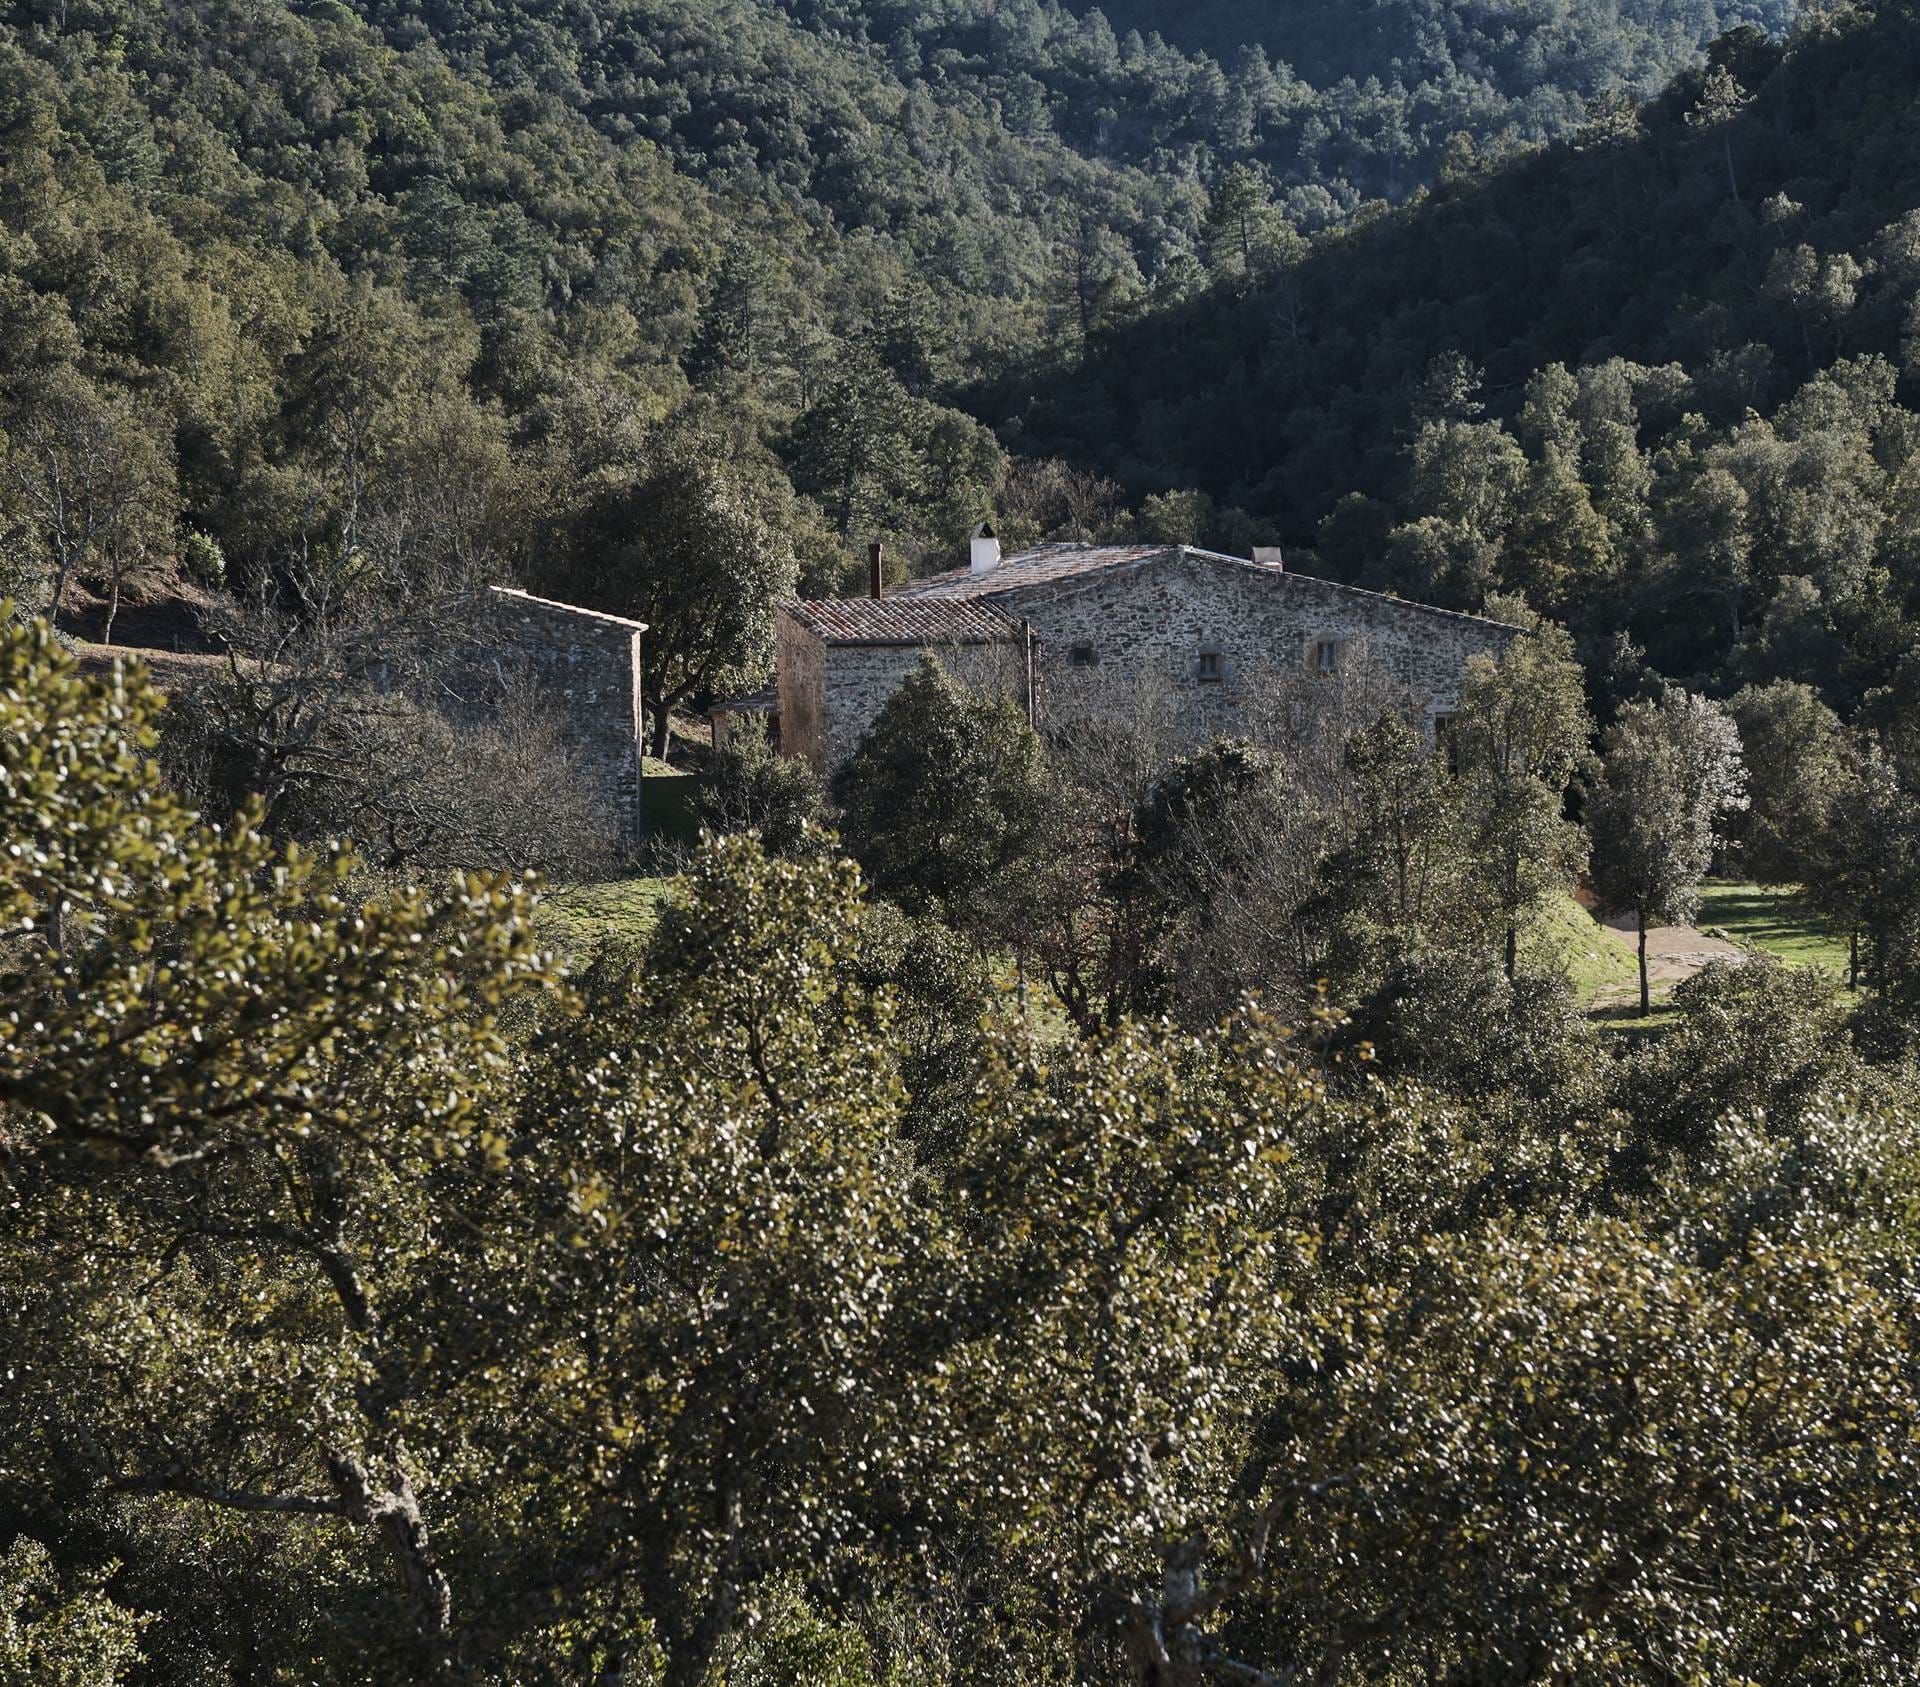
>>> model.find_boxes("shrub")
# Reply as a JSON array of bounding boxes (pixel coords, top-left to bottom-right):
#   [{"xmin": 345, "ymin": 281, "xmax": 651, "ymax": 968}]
[{"xmin": 689, "ymin": 717, "xmax": 828, "ymax": 855}]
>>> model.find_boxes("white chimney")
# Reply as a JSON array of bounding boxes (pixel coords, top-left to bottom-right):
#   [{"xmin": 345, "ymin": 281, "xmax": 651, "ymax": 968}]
[
  {"xmin": 971, "ymin": 519, "xmax": 1001, "ymax": 576},
  {"xmin": 1253, "ymin": 546, "xmax": 1285, "ymax": 570}
]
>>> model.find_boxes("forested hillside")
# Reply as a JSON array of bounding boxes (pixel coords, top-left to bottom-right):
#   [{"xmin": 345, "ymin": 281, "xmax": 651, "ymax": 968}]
[
  {"xmin": 0, "ymin": 0, "xmax": 1767, "ymax": 635},
  {"xmin": 1003, "ymin": 2, "xmax": 1920, "ymax": 711},
  {"xmin": 17, "ymin": 3, "xmax": 1920, "ymax": 1682},
  {"xmin": 1066, "ymin": 0, "xmax": 1789, "ymax": 89}
]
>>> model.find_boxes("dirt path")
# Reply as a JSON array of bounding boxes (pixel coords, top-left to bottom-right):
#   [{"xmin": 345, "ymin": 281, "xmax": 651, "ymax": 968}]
[{"xmin": 1591, "ymin": 913, "xmax": 1745, "ymax": 1009}]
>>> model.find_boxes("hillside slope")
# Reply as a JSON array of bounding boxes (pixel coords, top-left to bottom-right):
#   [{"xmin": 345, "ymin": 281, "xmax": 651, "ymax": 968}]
[
  {"xmin": 0, "ymin": 0, "xmax": 1773, "ymax": 620},
  {"xmin": 996, "ymin": 2, "xmax": 1920, "ymax": 705},
  {"xmin": 1070, "ymin": 0, "xmax": 1791, "ymax": 94}
]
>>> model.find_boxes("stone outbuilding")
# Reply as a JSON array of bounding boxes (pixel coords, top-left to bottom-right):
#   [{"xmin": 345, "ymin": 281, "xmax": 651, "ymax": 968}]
[
  {"xmin": 775, "ymin": 538, "xmax": 1518, "ymax": 770},
  {"xmin": 475, "ymin": 587, "xmax": 648, "ymax": 843},
  {"xmin": 776, "ymin": 595, "xmax": 1033, "ymax": 772}
]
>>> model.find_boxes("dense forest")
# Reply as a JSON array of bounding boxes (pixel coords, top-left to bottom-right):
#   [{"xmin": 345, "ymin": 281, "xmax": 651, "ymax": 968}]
[
  {"xmin": 1003, "ymin": 3, "xmax": 1920, "ymax": 713},
  {"xmin": 1064, "ymin": 0, "xmax": 1789, "ymax": 85},
  {"xmin": 13, "ymin": 2, "xmax": 1920, "ymax": 1683},
  {"xmin": 0, "ymin": 0, "xmax": 1789, "ymax": 632}
]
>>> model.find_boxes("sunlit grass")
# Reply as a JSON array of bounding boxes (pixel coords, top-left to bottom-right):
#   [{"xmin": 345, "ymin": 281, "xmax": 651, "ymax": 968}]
[
  {"xmin": 1694, "ymin": 880, "xmax": 1853, "ymax": 977},
  {"xmin": 536, "ymin": 876, "xmax": 680, "ymax": 953},
  {"xmin": 1524, "ymin": 892, "xmax": 1640, "ymax": 1005}
]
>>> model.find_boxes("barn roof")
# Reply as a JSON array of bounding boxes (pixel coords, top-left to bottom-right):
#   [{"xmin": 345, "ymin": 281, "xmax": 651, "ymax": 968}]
[
  {"xmin": 487, "ymin": 585, "xmax": 649, "ymax": 632},
  {"xmin": 896, "ymin": 543, "xmax": 1180, "ymax": 598},
  {"xmin": 895, "ymin": 543, "xmax": 1521, "ymax": 633},
  {"xmin": 782, "ymin": 598, "xmax": 1024, "ymax": 647}
]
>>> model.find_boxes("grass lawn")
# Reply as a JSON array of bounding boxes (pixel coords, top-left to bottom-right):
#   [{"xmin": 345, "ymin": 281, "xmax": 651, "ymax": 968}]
[
  {"xmin": 1694, "ymin": 880, "xmax": 1853, "ymax": 977},
  {"xmin": 535, "ymin": 876, "xmax": 680, "ymax": 953},
  {"xmin": 1524, "ymin": 892, "xmax": 1639, "ymax": 1005},
  {"xmin": 529, "ymin": 757, "xmax": 710, "ymax": 958}
]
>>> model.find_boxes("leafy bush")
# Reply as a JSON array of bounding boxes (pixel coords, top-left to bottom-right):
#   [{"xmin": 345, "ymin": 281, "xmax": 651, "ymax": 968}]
[{"xmin": 689, "ymin": 718, "xmax": 828, "ymax": 856}]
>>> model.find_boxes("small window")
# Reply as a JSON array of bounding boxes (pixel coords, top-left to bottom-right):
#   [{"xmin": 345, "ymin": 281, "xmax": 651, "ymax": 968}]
[
  {"xmin": 1069, "ymin": 642, "xmax": 1098, "ymax": 667},
  {"xmin": 1197, "ymin": 649, "xmax": 1224, "ymax": 684},
  {"xmin": 1433, "ymin": 711, "xmax": 1460, "ymax": 773},
  {"xmin": 1309, "ymin": 638, "xmax": 1341, "ymax": 675}
]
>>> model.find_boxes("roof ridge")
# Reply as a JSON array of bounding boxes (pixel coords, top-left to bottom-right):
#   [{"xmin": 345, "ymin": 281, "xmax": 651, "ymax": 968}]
[
  {"xmin": 486, "ymin": 585, "xmax": 649, "ymax": 632},
  {"xmin": 881, "ymin": 544, "xmax": 1521, "ymax": 632}
]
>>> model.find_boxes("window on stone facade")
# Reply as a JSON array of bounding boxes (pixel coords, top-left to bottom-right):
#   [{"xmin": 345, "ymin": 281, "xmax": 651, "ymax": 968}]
[
  {"xmin": 1069, "ymin": 642, "xmax": 1098, "ymax": 667},
  {"xmin": 1433, "ymin": 711, "xmax": 1461, "ymax": 773},
  {"xmin": 1309, "ymin": 638, "xmax": 1342, "ymax": 675},
  {"xmin": 1197, "ymin": 648, "xmax": 1224, "ymax": 684}
]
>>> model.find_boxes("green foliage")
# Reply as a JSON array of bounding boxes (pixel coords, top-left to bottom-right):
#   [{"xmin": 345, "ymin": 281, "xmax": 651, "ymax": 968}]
[
  {"xmin": 1454, "ymin": 602, "xmax": 1594, "ymax": 976},
  {"xmin": 787, "ymin": 351, "xmax": 935, "ymax": 543},
  {"xmin": 1244, "ymin": 1204, "xmax": 1920, "ymax": 1680},
  {"xmin": 13, "ymin": 627, "xmax": 1920, "ymax": 1684},
  {"xmin": 1008, "ymin": 3, "xmax": 1920, "ymax": 714},
  {"xmin": 0, "ymin": 0, "xmax": 1789, "ymax": 650},
  {"xmin": 1814, "ymin": 747, "xmax": 1920, "ymax": 1044},
  {"xmin": 938, "ymin": 1008, "xmax": 1325, "ymax": 1661},
  {"xmin": 1607, "ymin": 955, "xmax": 1860, "ymax": 1159},
  {"xmin": 511, "ymin": 835, "xmax": 934, "ymax": 1684},
  {"xmin": 0, "ymin": 614, "xmax": 562, "ymax": 1671},
  {"xmin": 1345, "ymin": 949, "xmax": 1586, "ymax": 1098},
  {"xmin": 1131, "ymin": 735, "xmax": 1279, "ymax": 909},
  {"xmin": 1589, "ymin": 687, "xmax": 1749, "ymax": 1013},
  {"xmin": 551, "ymin": 438, "xmax": 797, "ymax": 756},
  {"xmin": 1729, "ymin": 679, "xmax": 1853, "ymax": 881},
  {"xmin": 0, "ymin": 1539, "xmax": 145, "ymax": 1686},
  {"xmin": 852, "ymin": 898, "xmax": 998, "ymax": 1161},
  {"xmin": 833, "ymin": 657, "xmax": 1054, "ymax": 935},
  {"xmin": 690, "ymin": 718, "xmax": 829, "ymax": 856}
]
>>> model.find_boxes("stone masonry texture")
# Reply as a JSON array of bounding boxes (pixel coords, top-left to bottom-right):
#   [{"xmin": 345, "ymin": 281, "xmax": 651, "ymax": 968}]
[
  {"xmin": 478, "ymin": 588, "xmax": 647, "ymax": 844},
  {"xmin": 784, "ymin": 549, "xmax": 1515, "ymax": 770}
]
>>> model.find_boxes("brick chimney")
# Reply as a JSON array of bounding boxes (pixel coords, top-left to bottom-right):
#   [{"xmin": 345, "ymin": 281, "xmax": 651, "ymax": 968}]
[
  {"xmin": 1253, "ymin": 546, "xmax": 1285, "ymax": 571},
  {"xmin": 869, "ymin": 541, "xmax": 884, "ymax": 600},
  {"xmin": 971, "ymin": 519, "xmax": 1001, "ymax": 577}
]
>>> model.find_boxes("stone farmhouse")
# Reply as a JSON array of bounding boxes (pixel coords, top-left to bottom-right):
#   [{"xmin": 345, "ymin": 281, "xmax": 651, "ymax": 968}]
[
  {"xmin": 767, "ymin": 528, "xmax": 1519, "ymax": 772},
  {"xmin": 468, "ymin": 538, "xmax": 1517, "ymax": 845}
]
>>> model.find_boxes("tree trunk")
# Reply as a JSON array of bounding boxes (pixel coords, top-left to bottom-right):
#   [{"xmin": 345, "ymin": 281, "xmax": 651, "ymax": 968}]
[
  {"xmin": 104, "ymin": 572, "xmax": 122, "ymax": 646},
  {"xmin": 1637, "ymin": 910, "xmax": 1650, "ymax": 1018},
  {"xmin": 324, "ymin": 1447, "xmax": 452, "ymax": 1667},
  {"xmin": 649, "ymin": 702, "xmax": 672, "ymax": 761},
  {"xmin": 1505, "ymin": 919, "xmax": 1518, "ymax": 982},
  {"xmin": 1723, "ymin": 132, "xmax": 1739, "ymax": 204},
  {"xmin": 45, "ymin": 545, "xmax": 75, "ymax": 628},
  {"xmin": 1850, "ymin": 927, "xmax": 1860, "ymax": 992}
]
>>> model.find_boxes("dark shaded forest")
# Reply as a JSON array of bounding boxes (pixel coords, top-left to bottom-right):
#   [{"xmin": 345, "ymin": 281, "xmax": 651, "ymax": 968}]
[
  {"xmin": 1066, "ymin": 0, "xmax": 1788, "ymax": 88},
  {"xmin": 997, "ymin": 4, "xmax": 1920, "ymax": 715}
]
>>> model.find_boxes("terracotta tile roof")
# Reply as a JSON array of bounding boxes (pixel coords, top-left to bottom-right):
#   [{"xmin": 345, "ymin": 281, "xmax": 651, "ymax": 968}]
[
  {"xmin": 782, "ymin": 598, "xmax": 1024, "ymax": 646},
  {"xmin": 893, "ymin": 543, "xmax": 1521, "ymax": 633}
]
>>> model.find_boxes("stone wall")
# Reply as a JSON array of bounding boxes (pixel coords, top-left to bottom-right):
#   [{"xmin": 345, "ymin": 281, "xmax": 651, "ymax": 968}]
[
  {"xmin": 1007, "ymin": 555, "xmax": 1515, "ymax": 737},
  {"xmin": 776, "ymin": 613, "xmax": 827, "ymax": 767},
  {"xmin": 782, "ymin": 612, "xmax": 1032, "ymax": 772},
  {"xmin": 781, "ymin": 556, "xmax": 1512, "ymax": 776},
  {"xmin": 478, "ymin": 588, "xmax": 646, "ymax": 844}
]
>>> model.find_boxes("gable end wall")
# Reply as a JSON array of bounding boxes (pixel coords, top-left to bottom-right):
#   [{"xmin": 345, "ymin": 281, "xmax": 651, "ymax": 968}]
[
  {"xmin": 481, "ymin": 594, "xmax": 645, "ymax": 844},
  {"xmin": 777, "ymin": 613, "xmax": 828, "ymax": 770}
]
